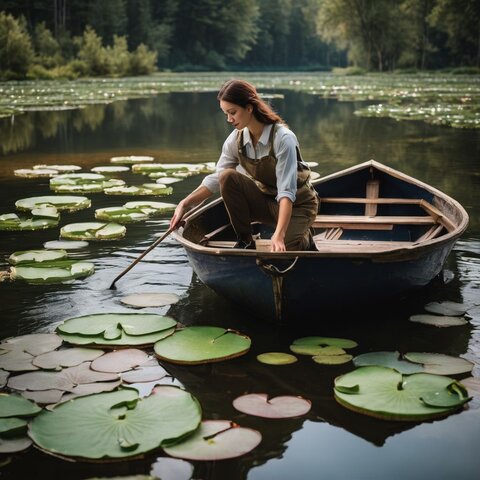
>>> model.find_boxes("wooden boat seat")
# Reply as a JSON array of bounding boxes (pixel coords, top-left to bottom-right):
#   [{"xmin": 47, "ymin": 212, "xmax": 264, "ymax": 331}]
[{"xmin": 313, "ymin": 214, "xmax": 435, "ymax": 230}]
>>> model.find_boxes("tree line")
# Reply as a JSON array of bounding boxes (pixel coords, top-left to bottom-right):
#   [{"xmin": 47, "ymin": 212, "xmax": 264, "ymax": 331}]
[{"xmin": 0, "ymin": 0, "xmax": 479, "ymax": 80}]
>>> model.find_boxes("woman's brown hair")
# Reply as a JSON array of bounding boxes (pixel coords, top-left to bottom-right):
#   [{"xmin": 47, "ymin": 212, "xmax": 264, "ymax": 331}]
[{"xmin": 217, "ymin": 79, "xmax": 284, "ymax": 125}]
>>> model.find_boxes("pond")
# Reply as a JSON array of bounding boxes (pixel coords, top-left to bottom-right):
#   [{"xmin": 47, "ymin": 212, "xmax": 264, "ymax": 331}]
[{"xmin": 0, "ymin": 76, "xmax": 480, "ymax": 479}]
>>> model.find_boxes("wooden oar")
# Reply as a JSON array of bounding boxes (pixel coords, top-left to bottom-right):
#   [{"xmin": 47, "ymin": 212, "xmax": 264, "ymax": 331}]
[{"xmin": 109, "ymin": 205, "xmax": 202, "ymax": 290}]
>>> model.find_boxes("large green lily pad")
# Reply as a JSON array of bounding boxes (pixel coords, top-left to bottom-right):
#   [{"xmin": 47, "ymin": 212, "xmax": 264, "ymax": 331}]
[
  {"xmin": 154, "ymin": 326, "xmax": 251, "ymax": 365},
  {"xmin": 16, "ymin": 195, "xmax": 91, "ymax": 213},
  {"xmin": 104, "ymin": 184, "xmax": 173, "ymax": 196},
  {"xmin": 29, "ymin": 386, "xmax": 202, "ymax": 460},
  {"xmin": 57, "ymin": 313, "xmax": 177, "ymax": 348},
  {"xmin": 95, "ymin": 207, "xmax": 151, "ymax": 223},
  {"xmin": 290, "ymin": 336, "xmax": 358, "ymax": 355},
  {"xmin": 163, "ymin": 420, "xmax": 261, "ymax": 461},
  {"xmin": 8, "ymin": 249, "xmax": 68, "ymax": 265},
  {"xmin": 334, "ymin": 366, "xmax": 470, "ymax": 421},
  {"xmin": 0, "ymin": 393, "xmax": 42, "ymax": 418},
  {"xmin": 10, "ymin": 261, "xmax": 95, "ymax": 284},
  {"xmin": 60, "ymin": 222, "xmax": 126, "ymax": 240},
  {"xmin": 0, "ymin": 213, "xmax": 58, "ymax": 231}
]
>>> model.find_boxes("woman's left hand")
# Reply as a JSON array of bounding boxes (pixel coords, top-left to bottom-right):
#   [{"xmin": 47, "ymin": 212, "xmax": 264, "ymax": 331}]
[{"xmin": 270, "ymin": 232, "xmax": 286, "ymax": 252}]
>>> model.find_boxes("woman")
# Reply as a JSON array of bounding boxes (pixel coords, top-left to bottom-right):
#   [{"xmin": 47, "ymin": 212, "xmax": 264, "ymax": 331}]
[{"xmin": 170, "ymin": 79, "xmax": 318, "ymax": 252}]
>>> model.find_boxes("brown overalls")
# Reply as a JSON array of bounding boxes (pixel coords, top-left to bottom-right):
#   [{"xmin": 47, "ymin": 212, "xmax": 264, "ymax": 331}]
[{"xmin": 218, "ymin": 123, "xmax": 319, "ymax": 250}]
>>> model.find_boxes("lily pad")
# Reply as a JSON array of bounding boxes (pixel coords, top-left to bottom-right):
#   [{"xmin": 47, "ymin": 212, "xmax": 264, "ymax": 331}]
[
  {"xmin": 0, "ymin": 350, "xmax": 37, "ymax": 372},
  {"xmin": 120, "ymin": 293, "xmax": 180, "ymax": 308},
  {"xmin": 110, "ymin": 155, "xmax": 154, "ymax": 164},
  {"xmin": 291, "ymin": 336, "xmax": 358, "ymax": 353},
  {"xmin": 104, "ymin": 184, "xmax": 173, "ymax": 196},
  {"xmin": 60, "ymin": 222, "xmax": 126, "ymax": 240},
  {"xmin": 163, "ymin": 420, "xmax": 261, "ymax": 461},
  {"xmin": 154, "ymin": 326, "xmax": 251, "ymax": 365},
  {"xmin": 424, "ymin": 301, "xmax": 468, "ymax": 316},
  {"xmin": 29, "ymin": 386, "xmax": 202, "ymax": 460},
  {"xmin": 121, "ymin": 366, "xmax": 169, "ymax": 384},
  {"xmin": 33, "ymin": 164, "xmax": 82, "ymax": 172},
  {"xmin": 0, "ymin": 370, "xmax": 9, "ymax": 387},
  {"xmin": 0, "ymin": 393, "xmax": 42, "ymax": 418},
  {"xmin": 50, "ymin": 172, "xmax": 106, "ymax": 185},
  {"xmin": 312, "ymin": 353, "xmax": 353, "ymax": 365},
  {"xmin": 8, "ymin": 249, "xmax": 67, "ymax": 265},
  {"xmin": 91, "ymin": 166, "xmax": 130, "ymax": 173},
  {"xmin": 7, "ymin": 362, "xmax": 119, "ymax": 392},
  {"xmin": 256, "ymin": 352, "xmax": 298, "ymax": 365},
  {"xmin": 409, "ymin": 314, "xmax": 468, "ymax": 327},
  {"xmin": 150, "ymin": 457, "xmax": 194, "ymax": 480},
  {"xmin": 33, "ymin": 348, "xmax": 104, "ymax": 370},
  {"xmin": 91, "ymin": 349, "xmax": 150, "ymax": 373},
  {"xmin": 95, "ymin": 207, "xmax": 150, "ymax": 223},
  {"xmin": 57, "ymin": 313, "xmax": 177, "ymax": 347},
  {"xmin": 44, "ymin": 240, "xmax": 89, "ymax": 250},
  {"xmin": 0, "ymin": 436, "xmax": 32, "ymax": 453},
  {"xmin": 11, "ymin": 261, "xmax": 95, "ymax": 284},
  {"xmin": 0, "ymin": 213, "xmax": 58, "ymax": 231},
  {"xmin": 232, "ymin": 393, "xmax": 311, "ymax": 418},
  {"xmin": 15, "ymin": 195, "xmax": 91, "ymax": 213},
  {"xmin": 131, "ymin": 163, "xmax": 203, "ymax": 174},
  {"xmin": 0, "ymin": 417, "xmax": 28, "ymax": 436},
  {"xmin": 290, "ymin": 345, "xmax": 347, "ymax": 356},
  {"xmin": 14, "ymin": 168, "xmax": 58, "ymax": 178},
  {"xmin": 123, "ymin": 201, "xmax": 176, "ymax": 214},
  {"xmin": 0, "ymin": 333, "xmax": 62, "ymax": 356},
  {"xmin": 353, "ymin": 351, "xmax": 424, "ymax": 374},
  {"xmin": 154, "ymin": 177, "xmax": 182, "ymax": 184},
  {"xmin": 404, "ymin": 352, "xmax": 474, "ymax": 375},
  {"xmin": 334, "ymin": 366, "xmax": 470, "ymax": 421}
]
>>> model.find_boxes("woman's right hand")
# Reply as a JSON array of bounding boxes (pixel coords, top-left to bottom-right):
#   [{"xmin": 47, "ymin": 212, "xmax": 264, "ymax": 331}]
[{"xmin": 170, "ymin": 201, "xmax": 187, "ymax": 229}]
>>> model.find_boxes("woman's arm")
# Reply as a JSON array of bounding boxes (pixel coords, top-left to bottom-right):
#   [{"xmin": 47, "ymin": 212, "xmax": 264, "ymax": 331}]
[{"xmin": 270, "ymin": 197, "xmax": 293, "ymax": 252}]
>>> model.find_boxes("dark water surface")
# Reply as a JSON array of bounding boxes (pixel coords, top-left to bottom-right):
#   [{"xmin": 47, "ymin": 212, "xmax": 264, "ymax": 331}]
[{"xmin": 1, "ymin": 90, "xmax": 480, "ymax": 479}]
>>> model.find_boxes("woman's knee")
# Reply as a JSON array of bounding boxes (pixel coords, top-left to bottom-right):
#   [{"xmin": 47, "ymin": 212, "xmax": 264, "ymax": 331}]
[{"xmin": 218, "ymin": 169, "xmax": 240, "ymax": 189}]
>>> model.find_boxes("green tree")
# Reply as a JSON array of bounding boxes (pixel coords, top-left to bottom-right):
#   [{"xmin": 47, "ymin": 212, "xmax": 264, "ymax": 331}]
[
  {"xmin": 74, "ymin": 25, "xmax": 112, "ymax": 75},
  {"xmin": 0, "ymin": 11, "xmax": 34, "ymax": 78},
  {"xmin": 129, "ymin": 43, "xmax": 158, "ymax": 75},
  {"xmin": 429, "ymin": 0, "xmax": 480, "ymax": 66},
  {"xmin": 109, "ymin": 35, "xmax": 130, "ymax": 76},
  {"xmin": 33, "ymin": 21, "xmax": 63, "ymax": 67},
  {"xmin": 86, "ymin": 0, "xmax": 127, "ymax": 44}
]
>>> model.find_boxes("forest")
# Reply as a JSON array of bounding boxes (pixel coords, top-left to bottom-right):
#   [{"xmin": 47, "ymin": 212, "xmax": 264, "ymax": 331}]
[{"xmin": 0, "ymin": 0, "xmax": 479, "ymax": 79}]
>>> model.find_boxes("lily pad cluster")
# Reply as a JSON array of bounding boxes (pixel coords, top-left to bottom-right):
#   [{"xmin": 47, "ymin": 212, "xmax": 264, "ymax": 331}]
[
  {"xmin": 290, "ymin": 336, "xmax": 358, "ymax": 365},
  {"xmin": 57, "ymin": 313, "xmax": 178, "ymax": 347},
  {"xmin": 0, "ymin": 212, "xmax": 59, "ymax": 231},
  {"xmin": 95, "ymin": 201, "xmax": 176, "ymax": 224},
  {"xmin": 50, "ymin": 173, "xmax": 125, "ymax": 193},
  {"xmin": 409, "ymin": 300, "xmax": 470, "ymax": 327},
  {"xmin": 0, "ymin": 394, "xmax": 41, "ymax": 453},
  {"xmin": 7, "ymin": 249, "xmax": 95, "ymax": 284},
  {"xmin": 60, "ymin": 222, "xmax": 126, "ymax": 241},
  {"xmin": 14, "ymin": 164, "xmax": 82, "ymax": 178}
]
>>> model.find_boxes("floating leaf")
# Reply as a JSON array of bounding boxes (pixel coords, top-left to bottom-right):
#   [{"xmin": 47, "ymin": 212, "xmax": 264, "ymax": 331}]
[
  {"xmin": 120, "ymin": 293, "xmax": 180, "ymax": 308},
  {"xmin": 121, "ymin": 366, "xmax": 168, "ymax": 384},
  {"xmin": 44, "ymin": 240, "xmax": 89, "ymax": 250},
  {"xmin": 7, "ymin": 362, "xmax": 118, "ymax": 392},
  {"xmin": 150, "ymin": 457, "xmax": 194, "ymax": 480},
  {"xmin": 60, "ymin": 222, "xmax": 126, "ymax": 240},
  {"xmin": 292, "ymin": 336, "xmax": 358, "ymax": 350},
  {"xmin": 163, "ymin": 420, "xmax": 261, "ymax": 461},
  {"xmin": 29, "ymin": 386, "xmax": 202, "ymax": 460},
  {"xmin": 334, "ymin": 366, "xmax": 470, "ymax": 421},
  {"xmin": 0, "ymin": 350, "xmax": 37, "ymax": 372},
  {"xmin": 91, "ymin": 349, "xmax": 150, "ymax": 373},
  {"xmin": 15, "ymin": 195, "xmax": 91, "ymax": 213},
  {"xmin": 14, "ymin": 168, "xmax": 58, "ymax": 178},
  {"xmin": 131, "ymin": 163, "xmax": 203, "ymax": 174},
  {"xmin": 312, "ymin": 353, "xmax": 352, "ymax": 365},
  {"xmin": 256, "ymin": 352, "xmax": 297, "ymax": 365},
  {"xmin": 154, "ymin": 326, "xmax": 251, "ymax": 365},
  {"xmin": 421, "ymin": 381, "xmax": 471, "ymax": 408},
  {"xmin": 0, "ymin": 213, "xmax": 58, "ymax": 231},
  {"xmin": 11, "ymin": 261, "xmax": 95, "ymax": 284},
  {"xmin": 33, "ymin": 164, "xmax": 82, "ymax": 173},
  {"xmin": 58, "ymin": 313, "xmax": 176, "ymax": 347},
  {"xmin": 33, "ymin": 348, "xmax": 104, "ymax": 370},
  {"xmin": 232, "ymin": 393, "xmax": 311, "ymax": 418},
  {"xmin": 424, "ymin": 301, "xmax": 468, "ymax": 316},
  {"xmin": 22, "ymin": 389, "xmax": 64, "ymax": 405},
  {"xmin": 462, "ymin": 377, "xmax": 480, "ymax": 398},
  {"xmin": 95, "ymin": 207, "xmax": 150, "ymax": 223},
  {"xmin": 8, "ymin": 249, "xmax": 67, "ymax": 266},
  {"xmin": 91, "ymin": 166, "xmax": 130, "ymax": 173},
  {"xmin": 0, "ymin": 393, "xmax": 42, "ymax": 418},
  {"xmin": 409, "ymin": 314, "xmax": 468, "ymax": 327},
  {"xmin": 123, "ymin": 201, "xmax": 176, "ymax": 214},
  {"xmin": 0, "ymin": 333, "xmax": 62, "ymax": 356},
  {"xmin": 154, "ymin": 177, "xmax": 182, "ymax": 184},
  {"xmin": 110, "ymin": 155, "xmax": 154, "ymax": 164},
  {"xmin": 0, "ymin": 370, "xmax": 9, "ymax": 387},
  {"xmin": 404, "ymin": 352, "xmax": 474, "ymax": 375},
  {"xmin": 290, "ymin": 345, "xmax": 346, "ymax": 356},
  {"xmin": 353, "ymin": 351, "xmax": 424, "ymax": 374},
  {"xmin": 0, "ymin": 436, "xmax": 32, "ymax": 453},
  {"xmin": 104, "ymin": 184, "xmax": 173, "ymax": 196},
  {"xmin": 0, "ymin": 417, "xmax": 27, "ymax": 436}
]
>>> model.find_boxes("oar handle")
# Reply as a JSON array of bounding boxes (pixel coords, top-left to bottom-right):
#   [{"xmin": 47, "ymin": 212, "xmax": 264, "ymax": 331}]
[{"xmin": 109, "ymin": 203, "xmax": 202, "ymax": 290}]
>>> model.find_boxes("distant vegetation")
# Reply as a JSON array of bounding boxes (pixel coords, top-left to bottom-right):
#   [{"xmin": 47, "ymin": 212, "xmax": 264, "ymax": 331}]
[{"xmin": 0, "ymin": 0, "xmax": 479, "ymax": 79}]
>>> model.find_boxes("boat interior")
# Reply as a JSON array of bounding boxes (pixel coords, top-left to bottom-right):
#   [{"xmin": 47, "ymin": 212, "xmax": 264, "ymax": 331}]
[{"xmin": 186, "ymin": 164, "xmax": 461, "ymax": 254}]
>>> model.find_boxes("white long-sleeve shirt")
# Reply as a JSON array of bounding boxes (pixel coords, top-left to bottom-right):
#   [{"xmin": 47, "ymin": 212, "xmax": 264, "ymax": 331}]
[{"xmin": 201, "ymin": 123, "xmax": 305, "ymax": 203}]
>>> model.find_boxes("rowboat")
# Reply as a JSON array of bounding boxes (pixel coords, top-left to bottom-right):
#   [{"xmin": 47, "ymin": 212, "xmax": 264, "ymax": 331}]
[{"xmin": 172, "ymin": 160, "xmax": 469, "ymax": 323}]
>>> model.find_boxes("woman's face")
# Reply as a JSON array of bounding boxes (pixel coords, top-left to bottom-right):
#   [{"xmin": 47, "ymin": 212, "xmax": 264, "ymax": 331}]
[{"xmin": 220, "ymin": 100, "xmax": 252, "ymax": 130}]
